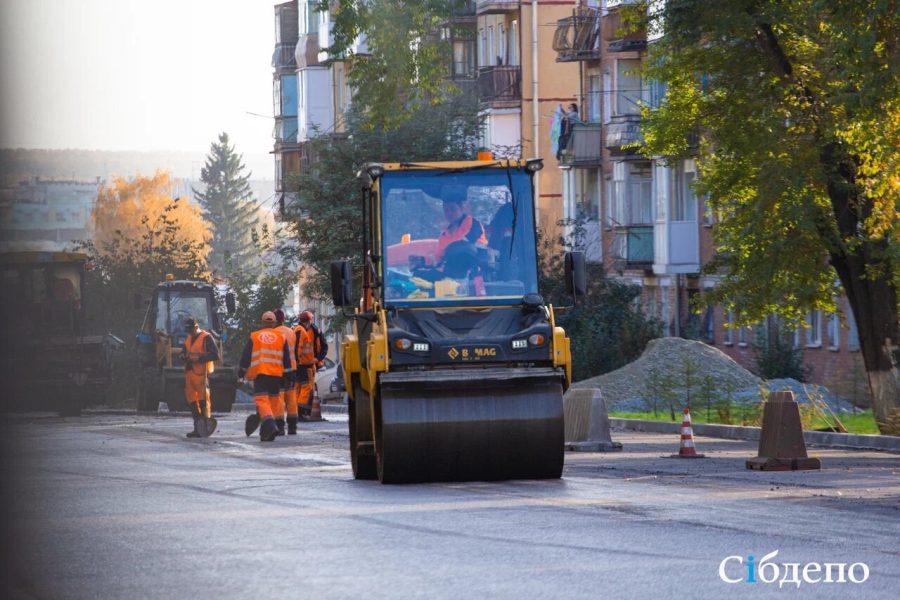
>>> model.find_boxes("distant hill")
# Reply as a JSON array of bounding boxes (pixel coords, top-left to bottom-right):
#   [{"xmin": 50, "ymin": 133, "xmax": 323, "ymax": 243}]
[{"xmin": 0, "ymin": 148, "xmax": 274, "ymax": 185}]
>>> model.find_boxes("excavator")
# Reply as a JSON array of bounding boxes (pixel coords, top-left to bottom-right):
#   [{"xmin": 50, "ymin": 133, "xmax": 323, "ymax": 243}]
[{"xmin": 331, "ymin": 158, "xmax": 586, "ymax": 483}]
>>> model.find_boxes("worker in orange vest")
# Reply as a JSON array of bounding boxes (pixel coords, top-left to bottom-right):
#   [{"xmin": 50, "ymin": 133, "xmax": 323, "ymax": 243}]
[
  {"xmin": 294, "ymin": 310, "xmax": 318, "ymax": 419},
  {"xmin": 435, "ymin": 191, "xmax": 487, "ymax": 263},
  {"xmin": 238, "ymin": 311, "xmax": 291, "ymax": 442},
  {"xmin": 181, "ymin": 317, "xmax": 219, "ymax": 438},
  {"xmin": 273, "ymin": 308, "xmax": 298, "ymax": 435}
]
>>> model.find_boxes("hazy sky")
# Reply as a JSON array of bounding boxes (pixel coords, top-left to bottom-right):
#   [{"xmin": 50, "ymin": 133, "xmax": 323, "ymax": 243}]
[{"xmin": 0, "ymin": 0, "xmax": 276, "ymax": 156}]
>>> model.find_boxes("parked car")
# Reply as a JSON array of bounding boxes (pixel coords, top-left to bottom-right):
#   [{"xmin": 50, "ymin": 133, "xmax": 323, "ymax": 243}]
[{"xmin": 314, "ymin": 357, "xmax": 341, "ymax": 402}]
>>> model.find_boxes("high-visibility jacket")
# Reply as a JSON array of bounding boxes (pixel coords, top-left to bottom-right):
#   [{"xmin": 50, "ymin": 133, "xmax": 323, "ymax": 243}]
[
  {"xmin": 294, "ymin": 324, "xmax": 315, "ymax": 366},
  {"xmin": 184, "ymin": 330, "xmax": 215, "ymax": 376},
  {"xmin": 275, "ymin": 325, "xmax": 297, "ymax": 372},
  {"xmin": 436, "ymin": 214, "xmax": 487, "ymax": 261},
  {"xmin": 245, "ymin": 328, "xmax": 286, "ymax": 380}
]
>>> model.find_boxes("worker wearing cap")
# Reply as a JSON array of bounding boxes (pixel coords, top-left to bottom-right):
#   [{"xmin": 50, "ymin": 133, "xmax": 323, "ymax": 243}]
[
  {"xmin": 182, "ymin": 317, "xmax": 219, "ymax": 438},
  {"xmin": 239, "ymin": 311, "xmax": 291, "ymax": 442},
  {"xmin": 273, "ymin": 308, "xmax": 298, "ymax": 435},
  {"xmin": 294, "ymin": 310, "xmax": 317, "ymax": 419},
  {"xmin": 435, "ymin": 188, "xmax": 487, "ymax": 263}
]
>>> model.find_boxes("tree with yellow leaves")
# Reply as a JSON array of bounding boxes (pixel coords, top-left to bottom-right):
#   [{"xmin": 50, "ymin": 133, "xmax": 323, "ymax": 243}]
[
  {"xmin": 92, "ymin": 171, "xmax": 211, "ymax": 273},
  {"xmin": 77, "ymin": 171, "xmax": 213, "ymax": 342}
]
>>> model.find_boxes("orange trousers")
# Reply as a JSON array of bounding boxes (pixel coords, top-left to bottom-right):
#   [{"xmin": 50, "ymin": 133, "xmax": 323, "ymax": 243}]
[
  {"xmin": 296, "ymin": 364, "xmax": 315, "ymax": 411},
  {"xmin": 254, "ymin": 393, "xmax": 278, "ymax": 420},
  {"xmin": 283, "ymin": 375, "xmax": 298, "ymax": 418},
  {"xmin": 185, "ymin": 370, "xmax": 211, "ymax": 417}
]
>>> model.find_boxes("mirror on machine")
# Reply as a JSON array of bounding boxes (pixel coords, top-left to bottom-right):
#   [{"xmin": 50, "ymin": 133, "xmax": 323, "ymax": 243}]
[
  {"xmin": 225, "ymin": 292, "xmax": 236, "ymax": 315},
  {"xmin": 331, "ymin": 260, "xmax": 352, "ymax": 307},
  {"xmin": 564, "ymin": 251, "xmax": 587, "ymax": 297}
]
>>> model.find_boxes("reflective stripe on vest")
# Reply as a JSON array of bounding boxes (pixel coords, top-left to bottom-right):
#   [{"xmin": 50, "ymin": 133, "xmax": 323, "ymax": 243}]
[
  {"xmin": 276, "ymin": 325, "xmax": 297, "ymax": 371},
  {"xmin": 245, "ymin": 328, "xmax": 285, "ymax": 380},
  {"xmin": 184, "ymin": 331, "xmax": 214, "ymax": 376},
  {"xmin": 436, "ymin": 214, "xmax": 487, "ymax": 260},
  {"xmin": 294, "ymin": 325, "xmax": 315, "ymax": 366}
]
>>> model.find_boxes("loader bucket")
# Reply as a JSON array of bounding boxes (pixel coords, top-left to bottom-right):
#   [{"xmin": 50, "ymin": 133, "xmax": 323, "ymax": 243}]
[{"xmin": 375, "ymin": 367, "xmax": 565, "ymax": 484}]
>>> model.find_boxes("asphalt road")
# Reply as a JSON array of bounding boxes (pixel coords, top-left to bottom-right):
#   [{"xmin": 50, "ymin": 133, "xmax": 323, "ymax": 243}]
[{"xmin": 1, "ymin": 409, "xmax": 898, "ymax": 599}]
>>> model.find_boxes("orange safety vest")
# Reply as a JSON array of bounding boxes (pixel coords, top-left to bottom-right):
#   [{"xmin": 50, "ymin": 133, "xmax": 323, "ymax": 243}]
[
  {"xmin": 294, "ymin": 324, "xmax": 315, "ymax": 366},
  {"xmin": 184, "ymin": 331, "xmax": 215, "ymax": 376},
  {"xmin": 276, "ymin": 325, "xmax": 297, "ymax": 372},
  {"xmin": 245, "ymin": 328, "xmax": 285, "ymax": 380},
  {"xmin": 436, "ymin": 214, "xmax": 487, "ymax": 260}
]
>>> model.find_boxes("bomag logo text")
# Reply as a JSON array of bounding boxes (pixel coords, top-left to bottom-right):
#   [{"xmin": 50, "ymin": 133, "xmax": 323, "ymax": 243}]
[{"xmin": 474, "ymin": 347, "xmax": 497, "ymax": 358}]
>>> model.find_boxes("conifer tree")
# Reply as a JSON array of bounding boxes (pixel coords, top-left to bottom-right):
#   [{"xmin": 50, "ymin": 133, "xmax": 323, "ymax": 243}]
[{"xmin": 193, "ymin": 132, "xmax": 259, "ymax": 278}]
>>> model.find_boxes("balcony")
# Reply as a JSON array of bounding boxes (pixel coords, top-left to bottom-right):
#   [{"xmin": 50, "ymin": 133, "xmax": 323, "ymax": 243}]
[
  {"xmin": 605, "ymin": 114, "xmax": 643, "ymax": 153},
  {"xmin": 448, "ymin": 0, "xmax": 477, "ymax": 22},
  {"xmin": 478, "ymin": 65, "xmax": 521, "ymax": 107},
  {"xmin": 476, "ymin": 0, "xmax": 519, "ymax": 15},
  {"xmin": 559, "ymin": 123, "xmax": 603, "ymax": 168},
  {"xmin": 274, "ymin": 117, "xmax": 298, "ymax": 145},
  {"xmin": 612, "ymin": 225, "xmax": 654, "ymax": 269},
  {"xmin": 653, "ymin": 221, "xmax": 700, "ymax": 274},
  {"xmin": 607, "ymin": 38, "xmax": 647, "ymax": 53},
  {"xmin": 553, "ymin": 8, "xmax": 601, "ymax": 62},
  {"xmin": 272, "ymin": 42, "xmax": 297, "ymax": 70}
]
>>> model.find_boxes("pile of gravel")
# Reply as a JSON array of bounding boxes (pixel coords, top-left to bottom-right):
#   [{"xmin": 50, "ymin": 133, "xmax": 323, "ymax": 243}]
[
  {"xmin": 572, "ymin": 337, "xmax": 850, "ymax": 413},
  {"xmin": 572, "ymin": 337, "xmax": 762, "ymax": 411}
]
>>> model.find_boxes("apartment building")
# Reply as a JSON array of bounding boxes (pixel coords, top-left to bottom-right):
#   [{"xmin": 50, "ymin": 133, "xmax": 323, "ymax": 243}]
[
  {"xmin": 272, "ymin": 1, "xmax": 300, "ymax": 214},
  {"xmin": 551, "ymin": 0, "xmax": 866, "ymax": 398},
  {"xmin": 476, "ymin": 1, "xmax": 580, "ymax": 239}
]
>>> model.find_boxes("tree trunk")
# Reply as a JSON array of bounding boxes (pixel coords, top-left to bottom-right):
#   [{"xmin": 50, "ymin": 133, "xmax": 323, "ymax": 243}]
[{"xmin": 832, "ymin": 251, "xmax": 900, "ymax": 435}]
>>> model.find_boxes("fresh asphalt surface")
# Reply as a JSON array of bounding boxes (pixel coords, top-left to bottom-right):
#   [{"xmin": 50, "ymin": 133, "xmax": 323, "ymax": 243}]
[{"xmin": 1, "ymin": 408, "xmax": 898, "ymax": 599}]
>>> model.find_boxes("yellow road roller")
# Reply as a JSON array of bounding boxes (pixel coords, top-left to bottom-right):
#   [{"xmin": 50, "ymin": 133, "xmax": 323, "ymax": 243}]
[{"xmin": 331, "ymin": 159, "xmax": 586, "ymax": 483}]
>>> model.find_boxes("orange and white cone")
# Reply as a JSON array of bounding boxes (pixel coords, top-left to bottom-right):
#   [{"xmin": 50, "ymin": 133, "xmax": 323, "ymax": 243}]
[
  {"xmin": 309, "ymin": 387, "xmax": 323, "ymax": 421},
  {"xmin": 670, "ymin": 407, "xmax": 706, "ymax": 458}
]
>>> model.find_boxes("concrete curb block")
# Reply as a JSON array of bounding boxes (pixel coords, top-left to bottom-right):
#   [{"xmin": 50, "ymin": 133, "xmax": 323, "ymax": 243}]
[
  {"xmin": 609, "ymin": 418, "xmax": 900, "ymax": 453},
  {"xmin": 322, "ymin": 404, "xmax": 348, "ymax": 414}
]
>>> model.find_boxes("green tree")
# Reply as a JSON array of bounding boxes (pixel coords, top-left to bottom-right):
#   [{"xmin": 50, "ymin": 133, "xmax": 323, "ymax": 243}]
[
  {"xmin": 626, "ymin": 0, "xmax": 900, "ymax": 433},
  {"xmin": 539, "ymin": 223, "xmax": 661, "ymax": 382},
  {"xmin": 193, "ymin": 133, "xmax": 260, "ymax": 278},
  {"xmin": 282, "ymin": 96, "xmax": 483, "ymax": 309},
  {"xmin": 224, "ymin": 227, "xmax": 295, "ymax": 361},
  {"xmin": 318, "ymin": 0, "xmax": 469, "ymax": 129}
]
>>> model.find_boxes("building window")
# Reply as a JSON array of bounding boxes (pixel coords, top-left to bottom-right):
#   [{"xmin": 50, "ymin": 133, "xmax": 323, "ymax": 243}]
[
  {"xmin": 487, "ymin": 26, "xmax": 495, "ymax": 66},
  {"xmin": 644, "ymin": 285, "xmax": 657, "ymax": 320},
  {"xmin": 615, "ymin": 59, "xmax": 642, "ymax": 115},
  {"xmin": 806, "ymin": 310, "xmax": 821, "ymax": 347},
  {"xmin": 509, "ymin": 20, "xmax": 519, "ymax": 65},
  {"xmin": 273, "ymin": 78, "xmax": 282, "ymax": 117},
  {"xmin": 498, "ymin": 24, "xmax": 506, "ymax": 64},
  {"xmin": 847, "ymin": 306, "xmax": 860, "ymax": 351},
  {"xmin": 479, "ymin": 28, "xmax": 486, "ymax": 66},
  {"xmin": 602, "ymin": 70, "xmax": 612, "ymax": 124},
  {"xmin": 827, "ymin": 312, "xmax": 839, "ymax": 350},
  {"xmin": 670, "ymin": 159, "xmax": 698, "ymax": 222},
  {"xmin": 648, "ymin": 78, "xmax": 667, "ymax": 110},
  {"xmin": 452, "ymin": 39, "xmax": 476, "ymax": 78},
  {"xmin": 587, "ymin": 73, "xmax": 602, "ymax": 123},
  {"xmin": 723, "ymin": 309, "xmax": 733, "ymax": 345},
  {"xmin": 609, "ymin": 161, "xmax": 652, "ymax": 226},
  {"xmin": 576, "ymin": 168, "xmax": 601, "ymax": 219},
  {"xmin": 738, "ymin": 325, "xmax": 748, "ymax": 346}
]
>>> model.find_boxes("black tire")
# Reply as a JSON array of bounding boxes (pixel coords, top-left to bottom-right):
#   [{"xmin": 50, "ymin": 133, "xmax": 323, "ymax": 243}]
[
  {"xmin": 137, "ymin": 367, "xmax": 161, "ymax": 412},
  {"xmin": 350, "ymin": 386, "xmax": 377, "ymax": 480}
]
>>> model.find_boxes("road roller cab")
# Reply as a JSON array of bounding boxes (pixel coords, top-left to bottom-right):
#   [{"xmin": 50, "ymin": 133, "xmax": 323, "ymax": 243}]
[{"xmin": 332, "ymin": 159, "xmax": 585, "ymax": 483}]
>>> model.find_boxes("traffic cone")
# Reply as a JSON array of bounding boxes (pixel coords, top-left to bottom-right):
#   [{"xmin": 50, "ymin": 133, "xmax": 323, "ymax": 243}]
[
  {"xmin": 308, "ymin": 388, "xmax": 323, "ymax": 421},
  {"xmin": 670, "ymin": 407, "xmax": 706, "ymax": 458}
]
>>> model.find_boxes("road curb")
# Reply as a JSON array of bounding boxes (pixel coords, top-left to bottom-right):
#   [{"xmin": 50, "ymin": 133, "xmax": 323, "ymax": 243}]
[{"xmin": 609, "ymin": 418, "xmax": 900, "ymax": 453}]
